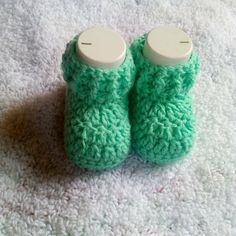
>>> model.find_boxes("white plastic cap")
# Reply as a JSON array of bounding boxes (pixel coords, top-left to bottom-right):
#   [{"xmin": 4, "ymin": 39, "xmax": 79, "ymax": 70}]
[
  {"xmin": 76, "ymin": 26, "xmax": 126, "ymax": 69},
  {"xmin": 143, "ymin": 26, "xmax": 193, "ymax": 66}
]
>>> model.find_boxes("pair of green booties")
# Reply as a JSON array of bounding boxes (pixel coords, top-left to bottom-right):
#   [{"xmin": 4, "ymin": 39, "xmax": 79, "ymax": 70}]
[{"xmin": 62, "ymin": 26, "xmax": 200, "ymax": 170}]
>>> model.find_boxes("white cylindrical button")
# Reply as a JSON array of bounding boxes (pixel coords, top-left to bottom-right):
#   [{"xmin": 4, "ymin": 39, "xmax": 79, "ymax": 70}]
[
  {"xmin": 76, "ymin": 26, "xmax": 126, "ymax": 69},
  {"xmin": 143, "ymin": 26, "xmax": 193, "ymax": 66}
]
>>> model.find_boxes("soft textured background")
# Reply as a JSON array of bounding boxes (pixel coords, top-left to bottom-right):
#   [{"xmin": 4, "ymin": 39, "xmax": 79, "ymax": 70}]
[{"xmin": 0, "ymin": 0, "xmax": 236, "ymax": 235}]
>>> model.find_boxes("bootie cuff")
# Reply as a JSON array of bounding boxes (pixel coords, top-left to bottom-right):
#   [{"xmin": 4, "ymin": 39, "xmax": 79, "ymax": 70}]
[
  {"xmin": 130, "ymin": 35, "xmax": 200, "ymax": 99},
  {"xmin": 62, "ymin": 35, "xmax": 135, "ymax": 103}
]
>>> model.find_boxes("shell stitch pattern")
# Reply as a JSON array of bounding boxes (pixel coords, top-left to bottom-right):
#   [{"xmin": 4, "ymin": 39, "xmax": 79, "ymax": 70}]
[
  {"xmin": 130, "ymin": 35, "xmax": 200, "ymax": 164},
  {"xmin": 62, "ymin": 36, "xmax": 136, "ymax": 170}
]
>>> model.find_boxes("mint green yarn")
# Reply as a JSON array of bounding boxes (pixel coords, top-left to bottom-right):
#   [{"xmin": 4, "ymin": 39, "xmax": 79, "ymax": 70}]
[
  {"xmin": 62, "ymin": 36, "xmax": 135, "ymax": 170},
  {"xmin": 130, "ymin": 35, "xmax": 200, "ymax": 164}
]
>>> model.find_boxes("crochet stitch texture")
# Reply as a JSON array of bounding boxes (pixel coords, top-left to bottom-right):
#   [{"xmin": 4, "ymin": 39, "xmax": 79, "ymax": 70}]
[
  {"xmin": 62, "ymin": 36, "xmax": 135, "ymax": 170},
  {"xmin": 130, "ymin": 35, "xmax": 200, "ymax": 164}
]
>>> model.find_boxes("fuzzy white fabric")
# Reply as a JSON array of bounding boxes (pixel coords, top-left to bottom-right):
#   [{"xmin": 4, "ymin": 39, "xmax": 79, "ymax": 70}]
[{"xmin": 1, "ymin": 0, "xmax": 236, "ymax": 235}]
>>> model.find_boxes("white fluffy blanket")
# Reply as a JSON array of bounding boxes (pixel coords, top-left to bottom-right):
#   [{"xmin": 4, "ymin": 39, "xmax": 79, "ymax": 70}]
[{"xmin": 0, "ymin": 0, "xmax": 236, "ymax": 235}]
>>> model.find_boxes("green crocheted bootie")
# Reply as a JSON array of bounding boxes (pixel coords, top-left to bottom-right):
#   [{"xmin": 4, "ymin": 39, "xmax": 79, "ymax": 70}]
[
  {"xmin": 62, "ymin": 35, "xmax": 135, "ymax": 170},
  {"xmin": 130, "ymin": 34, "xmax": 200, "ymax": 164}
]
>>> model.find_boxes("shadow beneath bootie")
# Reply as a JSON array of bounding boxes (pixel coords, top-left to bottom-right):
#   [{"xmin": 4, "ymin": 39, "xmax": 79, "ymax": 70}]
[
  {"xmin": 0, "ymin": 85, "xmax": 87, "ymax": 182},
  {"xmin": 1, "ymin": 85, "xmax": 175, "ymax": 184}
]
